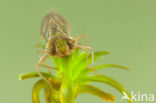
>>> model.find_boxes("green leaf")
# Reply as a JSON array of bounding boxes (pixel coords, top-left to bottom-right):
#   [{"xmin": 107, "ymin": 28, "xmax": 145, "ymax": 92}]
[
  {"xmin": 32, "ymin": 78, "xmax": 61, "ymax": 103},
  {"xmin": 71, "ymin": 52, "xmax": 86, "ymax": 80},
  {"xmin": 71, "ymin": 51, "xmax": 110, "ymax": 79},
  {"xmin": 81, "ymin": 51, "xmax": 110, "ymax": 64},
  {"xmin": 78, "ymin": 75, "xmax": 132, "ymax": 103},
  {"xmin": 89, "ymin": 51, "xmax": 110, "ymax": 61},
  {"xmin": 74, "ymin": 51, "xmax": 110, "ymax": 67},
  {"xmin": 72, "ymin": 52, "xmax": 86, "ymax": 74},
  {"xmin": 81, "ymin": 64, "xmax": 130, "ymax": 75},
  {"xmin": 94, "ymin": 64, "xmax": 130, "ymax": 70},
  {"xmin": 44, "ymin": 88, "xmax": 61, "ymax": 103},
  {"xmin": 51, "ymin": 55, "xmax": 73, "ymax": 79},
  {"xmin": 71, "ymin": 48, "xmax": 80, "ymax": 59},
  {"xmin": 32, "ymin": 79, "xmax": 49, "ymax": 103},
  {"xmin": 60, "ymin": 82, "xmax": 76, "ymax": 103},
  {"xmin": 17, "ymin": 72, "xmax": 53, "ymax": 80},
  {"xmin": 44, "ymin": 88, "xmax": 51, "ymax": 103},
  {"xmin": 93, "ymin": 51, "xmax": 110, "ymax": 57},
  {"xmin": 76, "ymin": 84, "xmax": 114, "ymax": 102}
]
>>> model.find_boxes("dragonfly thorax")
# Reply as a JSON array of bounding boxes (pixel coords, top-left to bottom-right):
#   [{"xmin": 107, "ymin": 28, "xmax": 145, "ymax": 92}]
[{"xmin": 46, "ymin": 35, "xmax": 75, "ymax": 57}]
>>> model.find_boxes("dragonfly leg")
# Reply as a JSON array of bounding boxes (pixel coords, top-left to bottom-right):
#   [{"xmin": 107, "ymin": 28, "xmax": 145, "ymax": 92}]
[
  {"xmin": 37, "ymin": 50, "xmax": 46, "ymax": 57},
  {"xmin": 75, "ymin": 33, "xmax": 89, "ymax": 67},
  {"xmin": 40, "ymin": 63, "xmax": 59, "ymax": 70},
  {"xmin": 75, "ymin": 33, "xmax": 87, "ymax": 45},
  {"xmin": 34, "ymin": 54, "xmax": 52, "ymax": 87},
  {"xmin": 35, "ymin": 43, "xmax": 45, "ymax": 49},
  {"xmin": 76, "ymin": 45, "xmax": 100, "ymax": 75},
  {"xmin": 40, "ymin": 63, "xmax": 59, "ymax": 75}
]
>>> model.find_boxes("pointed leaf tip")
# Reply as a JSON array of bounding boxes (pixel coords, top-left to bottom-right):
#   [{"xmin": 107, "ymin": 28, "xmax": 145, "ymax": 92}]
[{"xmin": 78, "ymin": 75, "xmax": 132, "ymax": 103}]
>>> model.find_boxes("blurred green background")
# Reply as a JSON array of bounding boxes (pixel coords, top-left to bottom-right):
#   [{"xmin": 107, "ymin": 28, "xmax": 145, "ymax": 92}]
[{"xmin": 0, "ymin": 0, "xmax": 156, "ymax": 103}]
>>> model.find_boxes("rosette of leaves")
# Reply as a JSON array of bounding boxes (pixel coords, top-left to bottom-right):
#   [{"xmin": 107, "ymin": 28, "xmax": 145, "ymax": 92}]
[{"xmin": 18, "ymin": 49, "xmax": 132, "ymax": 103}]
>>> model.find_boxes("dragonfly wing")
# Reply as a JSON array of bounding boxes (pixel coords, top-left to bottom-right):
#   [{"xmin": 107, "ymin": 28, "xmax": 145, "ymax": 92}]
[
  {"xmin": 51, "ymin": 10, "xmax": 71, "ymax": 33},
  {"xmin": 40, "ymin": 9, "xmax": 70, "ymax": 42}
]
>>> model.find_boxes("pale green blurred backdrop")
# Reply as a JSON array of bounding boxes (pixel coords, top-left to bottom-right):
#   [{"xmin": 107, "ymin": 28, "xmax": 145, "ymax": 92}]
[{"xmin": 0, "ymin": 0, "xmax": 156, "ymax": 103}]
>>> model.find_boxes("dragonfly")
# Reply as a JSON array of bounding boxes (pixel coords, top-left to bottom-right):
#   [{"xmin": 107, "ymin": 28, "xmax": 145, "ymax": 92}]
[{"xmin": 34, "ymin": 9, "xmax": 94, "ymax": 86}]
